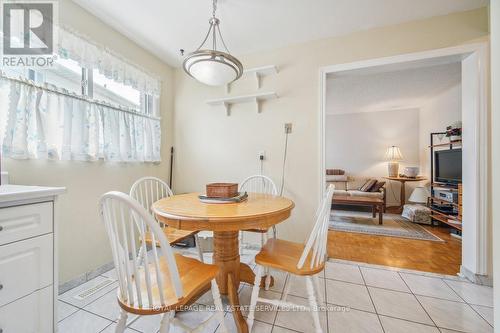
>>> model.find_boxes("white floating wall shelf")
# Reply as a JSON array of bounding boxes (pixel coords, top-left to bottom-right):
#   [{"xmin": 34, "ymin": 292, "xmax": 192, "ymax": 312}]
[
  {"xmin": 226, "ymin": 65, "xmax": 278, "ymax": 93},
  {"xmin": 206, "ymin": 92, "xmax": 278, "ymax": 116}
]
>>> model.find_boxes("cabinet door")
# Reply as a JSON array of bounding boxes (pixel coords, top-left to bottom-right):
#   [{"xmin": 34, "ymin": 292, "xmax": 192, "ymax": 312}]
[
  {"xmin": 0, "ymin": 286, "xmax": 53, "ymax": 333},
  {"xmin": 0, "ymin": 234, "xmax": 53, "ymax": 307},
  {"xmin": 0, "ymin": 202, "xmax": 53, "ymax": 246}
]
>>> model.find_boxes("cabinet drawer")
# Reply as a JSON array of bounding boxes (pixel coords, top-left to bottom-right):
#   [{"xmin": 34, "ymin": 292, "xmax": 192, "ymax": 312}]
[
  {"xmin": 0, "ymin": 286, "xmax": 53, "ymax": 333},
  {"xmin": 0, "ymin": 234, "xmax": 53, "ymax": 307},
  {"xmin": 0, "ymin": 202, "xmax": 53, "ymax": 246}
]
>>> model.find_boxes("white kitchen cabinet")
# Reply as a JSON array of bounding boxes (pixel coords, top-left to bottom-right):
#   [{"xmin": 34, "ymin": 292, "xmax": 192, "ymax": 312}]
[{"xmin": 0, "ymin": 185, "xmax": 65, "ymax": 333}]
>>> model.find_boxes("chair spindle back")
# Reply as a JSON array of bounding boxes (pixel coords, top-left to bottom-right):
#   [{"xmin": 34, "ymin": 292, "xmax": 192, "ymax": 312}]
[
  {"xmin": 240, "ymin": 175, "xmax": 278, "ymax": 195},
  {"xmin": 99, "ymin": 191, "xmax": 183, "ymax": 309},
  {"xmin": 297, "ymin": 184, "xmax": 335, "ymax": 270},
  {"xmin": 130, "ymin": 177, "xmax": 173, "ymax": 215}
]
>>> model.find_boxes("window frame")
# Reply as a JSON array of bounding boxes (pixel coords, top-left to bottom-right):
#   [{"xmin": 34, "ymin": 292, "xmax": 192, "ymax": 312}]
[{"xmin": 27, "ymin": 62, "xmax": 151, "ymax": 115}]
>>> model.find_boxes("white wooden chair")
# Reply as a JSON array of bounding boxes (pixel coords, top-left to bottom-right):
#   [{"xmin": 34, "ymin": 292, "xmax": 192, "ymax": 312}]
[
  {"xmin": 130, "ymin": 177, "xmax": 204, "ymax": 263},
  {"xmin": 239, "ymin": 175, "xmax": 278, "ymax": 249},
  {"xmin": 246, "ymin": 184, "xmax": 335, "ymax": 333},
  {"xmin": 99, "ymin": 191, "xmax": 227, "ymax": 333},
  {"xmin": 239, "ymin": 175, "xmax": 278, "ymax": 289}
]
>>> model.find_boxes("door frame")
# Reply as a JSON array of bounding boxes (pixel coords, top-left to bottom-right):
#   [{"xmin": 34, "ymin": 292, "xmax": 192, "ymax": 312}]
[{"xmin": 318, "ymin": 42, "xmax": 490, "ymax": 281}]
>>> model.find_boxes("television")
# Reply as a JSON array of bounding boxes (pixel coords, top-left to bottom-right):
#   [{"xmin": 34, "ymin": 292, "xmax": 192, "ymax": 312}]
[{"xmin": 435, "ymin": 149, "xmax": 462, "ymax": 184}]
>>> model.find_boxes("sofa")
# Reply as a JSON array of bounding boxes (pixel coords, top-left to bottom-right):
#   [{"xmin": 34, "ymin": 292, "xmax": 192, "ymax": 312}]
[{"xmin": 326, "ymin": 175, "xmax": 386, "ymax": 211}]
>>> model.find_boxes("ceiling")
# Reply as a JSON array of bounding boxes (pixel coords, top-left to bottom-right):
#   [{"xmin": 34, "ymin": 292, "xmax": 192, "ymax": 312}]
[
  {"xmin": 326, "ymin": 61, "xmax": 461, "ymax": 115},
  {"xmin": 71, "ymin": 0, "xmax": 487, "ymax": 67}
]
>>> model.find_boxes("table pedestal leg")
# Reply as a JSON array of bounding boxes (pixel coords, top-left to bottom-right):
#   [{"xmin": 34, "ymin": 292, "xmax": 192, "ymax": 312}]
[
  {"xmin": 227, "ymin": 273, "xmax": 248, "ymax": 333},
  {"xmin": 213, "ymin": 231, "xmax": 240, "ymax": 294},
  {"xmin": 213, "ymin": 231, "xmax": 247, "ymax": 333}
]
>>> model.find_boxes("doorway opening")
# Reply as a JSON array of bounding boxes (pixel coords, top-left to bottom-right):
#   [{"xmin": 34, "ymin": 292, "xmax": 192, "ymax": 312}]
[{"xmin": 319, "ymin": 44, "xmax": 489, "ymax": 282}]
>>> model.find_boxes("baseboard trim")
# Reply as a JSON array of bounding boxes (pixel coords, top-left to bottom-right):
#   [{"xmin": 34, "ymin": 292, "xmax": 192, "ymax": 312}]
[
  {"xmin": 459, "ymin": 265, "xmax": 493, "ymax": 286},
  {"xmin": 59, "ymin": 261, "xmax": 115, "ymax": 295},
  {"xmin": 59, "ymin": 240, "xmax": 260, "ymax": 295}
]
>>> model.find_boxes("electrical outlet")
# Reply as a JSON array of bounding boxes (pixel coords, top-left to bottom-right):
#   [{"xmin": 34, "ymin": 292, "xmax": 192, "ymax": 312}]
[
  {"xmin": 285, "ymin": 123, "xmax": 293, "ymax": 134},
  {"xmin": 259, "ymin": 151, "xmax": 266, "ymax": 160}
]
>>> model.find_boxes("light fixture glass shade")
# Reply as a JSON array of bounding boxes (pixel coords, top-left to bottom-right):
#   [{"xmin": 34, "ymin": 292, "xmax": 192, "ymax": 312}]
[
  {"xmin": 409, "ymin": 186, "xmax": 430, "ymax": 204},
  {"xmin": 385, "ymin": 146, "xmax": 403, "ymax": 161},
  {"xmin": 182, "ymin": 1, "xmax": 243, "ymax": 87},
  {"xmin": 183, "ymin": 50, "xmax": 243, "ymax": 86}
]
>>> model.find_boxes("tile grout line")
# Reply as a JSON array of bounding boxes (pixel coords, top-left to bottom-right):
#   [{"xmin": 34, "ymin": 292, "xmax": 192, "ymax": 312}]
[
  {"xmin": 328, "ymin": 259, "xmax": 464, "ymax": 281},
  {"xmin": 441, "ymin": 279, "xmax": 470, "ymax": 304},
  {"xmin": 272, "ymin": 323, "xmax": 304, "ymax": 332},
  {"xmin": 325, "ymin": 298, "xmax": 468, "ymax": 331},
  {"xmin": 397, "ymin": 271, "xmax": 439, "ymax": 329},
  {"xmin": 268, "ymin": 272, "xmax": 478, "ymax": 307},
  {"xmin": 358, "ymin": 265, "xmax": 386, "ymax": 333},
  {"xmin": 365, "ymin": 283, "xmax": 470, "ymax": 304},
  {"xmin": 467, "ymin": 306, "xmax": 495, "ymax": 329},
  {"xmin": 441, "ymin": 279, "xmax": 494, "ymax": 329},
  {"xmin": 271, "ymin": 270, "xmax": 288, "ymax": 329},
  {"xmin": 322, "ymin": 272, "xmax": 330, "ymax": 333},
  {"xmin": 99, "ymin": 321, "xmax": 143, "ymax": 333},
  {"xmin": 98, "ymin": 322, "xmax": 115, "ymax": 333}
]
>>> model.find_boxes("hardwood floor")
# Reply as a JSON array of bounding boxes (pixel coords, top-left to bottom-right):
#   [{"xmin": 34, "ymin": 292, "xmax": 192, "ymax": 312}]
[{"xmin": 328, "ymin": 225, "xmax": 462, "ymax": 276}]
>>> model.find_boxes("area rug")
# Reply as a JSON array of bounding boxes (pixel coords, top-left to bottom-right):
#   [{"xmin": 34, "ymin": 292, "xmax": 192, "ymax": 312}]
[{"xmin": 329, "ymin": 211, "xmax": 443, "ymax": 242}]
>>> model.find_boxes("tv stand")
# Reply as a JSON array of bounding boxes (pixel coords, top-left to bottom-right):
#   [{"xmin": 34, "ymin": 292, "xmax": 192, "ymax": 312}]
[{"xmin": 429, "ymin": 132, "xmax": 462, "ymax": 231}]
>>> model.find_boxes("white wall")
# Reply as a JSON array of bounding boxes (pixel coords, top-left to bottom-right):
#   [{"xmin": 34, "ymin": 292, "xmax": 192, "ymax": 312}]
[
  {"xmin": 325, "ymin": 109, "xmax": 420, "ymax": 205},
  {"xmin": 173, "ymin": 8, "xmax": 488, "ymax": 245},
  {"xmin": 418, "ymin": 83, "xmax": 462, "ymax": 176},
  {"xmin": 490, "ymin": 1, "xmax": 500, "ymax": 330},
  {"xmin": 3, "ymin": 0, "xmax": 175, "ymax": 284}
]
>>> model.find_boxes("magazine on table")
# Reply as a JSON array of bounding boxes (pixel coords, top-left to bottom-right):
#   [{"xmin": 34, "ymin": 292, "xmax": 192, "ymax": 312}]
[{"xmin": 198, "ymin": 192, "xmax": 248, "ymax": 204}]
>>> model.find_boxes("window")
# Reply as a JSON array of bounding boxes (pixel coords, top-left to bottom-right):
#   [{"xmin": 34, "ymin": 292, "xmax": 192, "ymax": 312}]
[
  {"xmin": 0, "ymin": 27, "xmax": 161, "ymax": 162},
  {"xmin": 4, "ymin": 57, "xmax": 154, "ymax": 114},
  {"xmin": 39, "ymin": 58, "xmax": 83, "ymax": 95},
  {"xmin": 142, "ymin": 94, "xmax": 159, "ymax": 116},
  {"xmin": 92, "ymin": 69, "xmax": 141, "ymax": 109}
]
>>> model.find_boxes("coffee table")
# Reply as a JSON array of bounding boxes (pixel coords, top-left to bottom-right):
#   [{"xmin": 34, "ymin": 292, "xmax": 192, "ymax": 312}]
[{"xmin": 333, "ymin": 195, "xmax": 385, "ymax": 225}]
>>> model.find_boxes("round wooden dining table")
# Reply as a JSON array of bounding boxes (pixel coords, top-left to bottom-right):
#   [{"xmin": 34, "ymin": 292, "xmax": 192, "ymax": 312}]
[{"xmin": 152, "ymin": 192, "xmax": 294, "ymax": 333}]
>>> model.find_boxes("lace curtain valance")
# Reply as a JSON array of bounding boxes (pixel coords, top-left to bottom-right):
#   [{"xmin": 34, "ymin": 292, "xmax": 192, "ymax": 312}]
[{"xmin": 58, "ymin": 27, "xmax": 161, "ymax": 96}]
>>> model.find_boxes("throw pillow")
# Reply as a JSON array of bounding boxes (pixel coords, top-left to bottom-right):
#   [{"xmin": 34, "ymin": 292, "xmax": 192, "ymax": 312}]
[
  {"xmin": 370, "ymin": 181, "xmax": 386, "ymax": 192},
  {"xmin": 326, "ymin": 169, "xmax": 345, "ymax": 175},
  {"xmin": 359, "ymin": 179, "xmax": 377, "ymax": 192}
]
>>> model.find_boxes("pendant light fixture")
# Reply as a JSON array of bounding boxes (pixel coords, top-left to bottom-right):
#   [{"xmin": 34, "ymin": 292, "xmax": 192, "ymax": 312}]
[{"xmin": 183, "ymin": 0, "xmax": 243, "ymax": 86}]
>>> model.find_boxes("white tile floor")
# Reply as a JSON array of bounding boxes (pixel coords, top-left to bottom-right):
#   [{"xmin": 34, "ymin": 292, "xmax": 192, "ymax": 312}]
[{"xmin": 58, "ymin": 251, "xmax": 494, "ymax": 333}]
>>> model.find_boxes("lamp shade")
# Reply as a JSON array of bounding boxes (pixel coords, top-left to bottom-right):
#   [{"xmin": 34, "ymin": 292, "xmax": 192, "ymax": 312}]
[
  {"xmin": 409, "ymin": 186, "xmax": 430, "ymax": 204},
  {"xmin": 385, "ymin": 146, "xmax": 403, "ymax": 161},
  {"xmin": 183, "ymin": 50, "xmax": 243, "ymax": 86}
]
